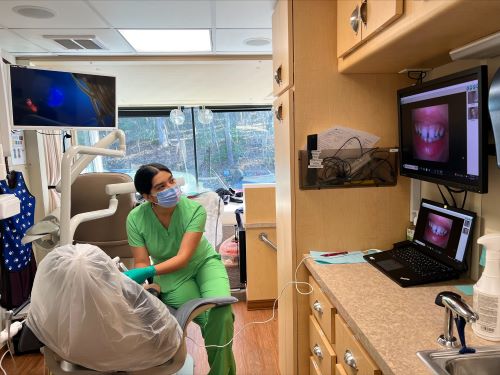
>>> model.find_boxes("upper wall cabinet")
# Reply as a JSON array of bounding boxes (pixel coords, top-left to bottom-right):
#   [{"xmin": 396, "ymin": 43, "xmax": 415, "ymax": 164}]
[
  {"xmin": 338, "ymin": 0, "xmax": 500, "ymax": 73},
  {"xmin": 337, "ymin": 0, "xmax": 403, "ymax": 58},
  {"xmin": 337, "ymin": 0, "xmax": 363, "ymax": 57},
  {"xmin": 272, "ymin": 0, "xmax": 293, "ymax": 96}
]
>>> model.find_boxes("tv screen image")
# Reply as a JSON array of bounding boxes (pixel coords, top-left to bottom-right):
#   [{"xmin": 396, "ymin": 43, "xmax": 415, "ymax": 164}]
[
  {"xmin": 423, "ymin": 212, "xmax": 452, "ymax": 249},
  {"xmin": 398, "ymin": 66, "xmax": 489, "ymax": 193},
  {"xmin": 9, "ymin": 65, "xmax": 116, "ymax": 130},
  {"xmin": 412, "ymin": 104, "xmax": 449, "ymax": 162}
]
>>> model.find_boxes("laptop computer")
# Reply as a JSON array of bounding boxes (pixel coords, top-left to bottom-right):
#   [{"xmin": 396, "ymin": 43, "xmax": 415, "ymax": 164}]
[{"xmin": 363, "ymin": 199, "xmax": 476, "ymax": 287}]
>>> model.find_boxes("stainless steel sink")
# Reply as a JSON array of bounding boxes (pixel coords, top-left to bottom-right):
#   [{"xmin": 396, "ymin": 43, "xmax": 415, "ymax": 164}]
[{"xmin": 417, "ymin": 346, "xmax": 500, "ymax": 375}]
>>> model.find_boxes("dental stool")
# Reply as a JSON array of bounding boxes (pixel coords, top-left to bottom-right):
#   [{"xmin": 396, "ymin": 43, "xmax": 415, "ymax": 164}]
[{"xmin": 39, "ymin": 296, "xmax": 238, "ymax": 375}]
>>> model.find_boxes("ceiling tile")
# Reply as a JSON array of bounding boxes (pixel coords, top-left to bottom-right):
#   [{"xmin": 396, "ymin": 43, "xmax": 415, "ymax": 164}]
[
  {"xmin": 0, "ymin": 1, "xmax": 108, "ymax": 28},
  {"xmin": 89, "ymin": 0, "xmax": 212, "ymax": 29},
  {"xmin": 215, "ymin": 0, "xmax": 274, "ymax": 28},
  {"xmin": 0, "ymin": 29, "xmax": 48, "ymax": 53},
  {"xmin": 13, "ymin": 29, "xmax": 135, "ymax": 54},
  {"xmin": 216, "ymin": 29, "xmax": 271, "ymax": 53}
]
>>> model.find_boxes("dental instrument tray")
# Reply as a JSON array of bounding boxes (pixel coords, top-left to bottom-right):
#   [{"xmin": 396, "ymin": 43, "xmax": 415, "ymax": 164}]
[{"xmin": 298, "ymin": 147, "xmax": 398, "ymax": 190}]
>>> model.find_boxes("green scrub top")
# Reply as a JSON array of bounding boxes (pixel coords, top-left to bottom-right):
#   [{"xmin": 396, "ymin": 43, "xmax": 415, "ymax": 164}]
[{"xmin": 126, "ymin": 196, "xmax": 219, "ymax": 293}]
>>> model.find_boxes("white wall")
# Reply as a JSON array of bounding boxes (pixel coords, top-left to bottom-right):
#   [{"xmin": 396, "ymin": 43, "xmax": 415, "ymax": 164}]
[{"xmin": 30, "ymin": 59, "xmax": 273, "ymax": 106}]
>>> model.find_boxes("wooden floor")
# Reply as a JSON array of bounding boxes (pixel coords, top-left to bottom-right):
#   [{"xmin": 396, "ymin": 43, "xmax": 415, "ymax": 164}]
[{"xmin": 1, "ymin": 302, "xmax": 279, "ymax": 375}]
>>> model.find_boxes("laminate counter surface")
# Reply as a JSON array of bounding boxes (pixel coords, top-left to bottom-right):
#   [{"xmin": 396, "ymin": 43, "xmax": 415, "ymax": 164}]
[{"xmin": 305, "ymin": 259, "xmax": 493, "ymax": 375}]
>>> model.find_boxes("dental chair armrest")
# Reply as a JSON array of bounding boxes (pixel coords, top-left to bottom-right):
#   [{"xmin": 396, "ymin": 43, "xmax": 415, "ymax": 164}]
[{"xmin": 174, "ymin": 297, "xmax": 238, "ymax": 331}]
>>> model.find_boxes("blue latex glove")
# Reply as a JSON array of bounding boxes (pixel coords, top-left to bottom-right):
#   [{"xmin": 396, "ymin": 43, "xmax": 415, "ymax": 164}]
[{"xmin": 124, "ymin": 265, "xmax": 156, "ymax": 284}]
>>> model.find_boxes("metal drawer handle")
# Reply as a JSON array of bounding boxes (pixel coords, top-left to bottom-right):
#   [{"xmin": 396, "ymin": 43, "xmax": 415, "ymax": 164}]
[
  {"xmin": 313, "ymin": 344, "xmax": 323, "ymax": 359},
  {"xmin": 274, "ymin": 104, "xmax": 283, "ymax": 121},
  {"xmin": 274, "ymin": 65, "xmax": 282, "ymax": 85},
  {"xmin": 360, "ymin": 0, "xmax": 367, "ymax": 26},
  {"xmin": 344, "ymin": 349, "xmax": 358, "ymax": 370},
  {"xmin": 313, "ymin": 300, "xmax": 323, "ymax": 314},
  {"xmin": 350, "ymin": 5, "xmax": 360, "ymax": 34}
]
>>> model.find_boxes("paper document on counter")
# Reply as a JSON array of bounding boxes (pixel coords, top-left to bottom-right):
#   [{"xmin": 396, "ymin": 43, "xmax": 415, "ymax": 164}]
[
  {"xmin": 317, "ymin": 126, "xmax": 380, "ymax": 150},
  {"xmin": 310, "ymin": 249, "xmax": 381, "ymax": 264}
]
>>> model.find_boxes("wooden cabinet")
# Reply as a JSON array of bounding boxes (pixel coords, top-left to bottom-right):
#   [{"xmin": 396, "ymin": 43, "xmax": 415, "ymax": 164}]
[
  {"xmin": 309, "ymin": 274, "xmax": 381, "ymax": 375},
  {"xmin": 335, "ymin": 314, "xmax": 381, "ymax": 375},
  {"xmin": 338, "ymin": 1, "xmax": 500, "ymax": 73},
  {"xmin": 272, "ymin": 0, "xmax": 293, "ymax": 96},
  {"xmin": 337, "ymin": 0, "xmax": 363, "ymax": 57},
  {"xmin": 309, "ymin": 276, "xmax": 336, "ymax": 344},
  {"xmin": 337, "ymin": 0, "xmax": 403, "ymax": 58},
  {"xmin": 245, "ymin": 227, "xmax": 277, "ymax": 309},
  {"xmin": 243, "ymin": 185, "xmax": 277, "ymax": 310},
  {"xmin": 361, "ymin": 0, "xmax": 403, "ymax": 42}
]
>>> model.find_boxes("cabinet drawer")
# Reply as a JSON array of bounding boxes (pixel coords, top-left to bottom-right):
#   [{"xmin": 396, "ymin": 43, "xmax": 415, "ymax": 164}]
[
  {"xmin": 309, "ymin": 315, "xmax": 336, "ymax": 375},
  {"xmin": 335, "ymin": 315, "xmax": 381, "ymax": 375},
  {"xmin": 309, "ymin": 276, "xmax": 336, "ymax": 343},
  {"xmin": 336, "ymin": 363, "xmax": 348, "ymax": 375},
  {"xmin": 310, "ymin": 356, "xmax": 323, "ymax": 375}
]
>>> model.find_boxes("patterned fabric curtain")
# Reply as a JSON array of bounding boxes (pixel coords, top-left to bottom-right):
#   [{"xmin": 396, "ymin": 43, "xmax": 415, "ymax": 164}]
[{"xmin": 43, "ymin": 132, "xmax": 63, "ymax": 213}]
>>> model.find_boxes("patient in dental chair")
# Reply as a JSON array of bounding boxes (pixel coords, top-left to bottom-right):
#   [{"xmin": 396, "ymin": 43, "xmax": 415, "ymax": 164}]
[{"xmin": 26, "ymin": 243, "xmax": 182, "ymax": 372}]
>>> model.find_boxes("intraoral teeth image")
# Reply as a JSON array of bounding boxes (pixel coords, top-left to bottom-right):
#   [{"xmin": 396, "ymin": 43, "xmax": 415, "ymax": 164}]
[
  {"xmin": 415, "ymin": 124, "xmax": 445, "ymax": 143},
  {"xmin": 428, "ymin": 222, "xmax": 448, "ymax": 236}
]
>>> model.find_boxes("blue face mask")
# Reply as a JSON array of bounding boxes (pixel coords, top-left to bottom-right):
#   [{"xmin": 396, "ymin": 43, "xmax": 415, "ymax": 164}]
[{"xmin": 154, "ymin": 186, "xmax": 181, "ymax": 208}]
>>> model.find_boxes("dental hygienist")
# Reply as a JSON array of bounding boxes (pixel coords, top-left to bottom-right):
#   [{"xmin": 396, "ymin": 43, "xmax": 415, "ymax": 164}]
[{"xmin": 124, "ymin": 163, "xmax": 236, "ymax": 375}]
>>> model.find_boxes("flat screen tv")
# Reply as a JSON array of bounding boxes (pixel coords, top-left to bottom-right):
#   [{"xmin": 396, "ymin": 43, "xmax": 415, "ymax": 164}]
[
  {"xmin": 8, "ymin": 65, "xmax": 116, "ymax": 130},
  {"xmin": 398, "ymin": 66, "xmax": 489, "ymax": 193}
]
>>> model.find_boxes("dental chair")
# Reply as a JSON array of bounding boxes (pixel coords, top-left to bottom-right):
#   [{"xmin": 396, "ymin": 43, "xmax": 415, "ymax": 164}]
[
  {"xmin": 71, "ymin": 172, "xmax": 136, "ymax": 268},
  {"xmin": 40, "ymin": 296, "xmax": 237, "ymax": 375}
]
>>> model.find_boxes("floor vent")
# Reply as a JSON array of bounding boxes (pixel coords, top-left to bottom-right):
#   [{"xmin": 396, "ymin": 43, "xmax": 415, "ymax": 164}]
[{"xmin": 44, "ymin": 35, "xmax": 105, "ymax": 50}]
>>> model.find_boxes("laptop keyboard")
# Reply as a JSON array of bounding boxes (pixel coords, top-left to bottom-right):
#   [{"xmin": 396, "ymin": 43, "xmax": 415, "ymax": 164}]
[{"xmin": 393, "ymin": 246, "xmax": 453, "ymax": 277}]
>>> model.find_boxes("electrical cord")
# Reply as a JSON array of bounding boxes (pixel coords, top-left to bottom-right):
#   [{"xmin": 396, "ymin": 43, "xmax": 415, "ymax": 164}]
[
  {"xmin": 461, "ymin": 191, "xmax": 468, "ymax": 209},
  {"xmin": 436, "ymin": 184, "xmax": 450, "ymax": 206},
  {"xmin": 445, "ymin": 186, "xmax": 458, "ymax": 208},
  {"xmin": 186, "ymin": 255, "xmax": 314, "ymax": 349},
  {"xmin": 318, "ymin": 148, "xmax": 395, "ymax": 185},
  {"xmin": 0, "ymin": 349, "xmax": 9, "ymax": 375},
  {"xmin": 407, "ymin": 71, "xmax": 427, "ymax": 85}
]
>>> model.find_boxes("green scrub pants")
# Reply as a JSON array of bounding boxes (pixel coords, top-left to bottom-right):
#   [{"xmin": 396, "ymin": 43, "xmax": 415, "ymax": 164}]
[{"xmin": 161, "ymin": 256, "xmax": 236, "ymax": 375}]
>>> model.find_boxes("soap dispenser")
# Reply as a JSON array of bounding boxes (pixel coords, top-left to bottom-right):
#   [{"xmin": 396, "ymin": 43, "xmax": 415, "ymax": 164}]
[{"xmin": 472, "ymin": 233, "xmax": 500, "ymax": 341}]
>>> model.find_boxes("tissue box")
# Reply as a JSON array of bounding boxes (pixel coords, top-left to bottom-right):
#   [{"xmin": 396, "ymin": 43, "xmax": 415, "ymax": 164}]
[{"xmin": 0, "ymin": 194, "xmax": 20, "ymax": 219}]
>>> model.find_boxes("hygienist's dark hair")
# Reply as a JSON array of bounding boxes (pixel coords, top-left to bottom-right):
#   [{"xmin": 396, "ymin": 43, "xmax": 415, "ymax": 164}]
[{"xmin": 134, "ymin": 163, "xmax": 172, "ymax": 195}]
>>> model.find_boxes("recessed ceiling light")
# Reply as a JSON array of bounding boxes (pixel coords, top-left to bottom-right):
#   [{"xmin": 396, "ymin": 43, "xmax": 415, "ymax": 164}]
[
  {"xmin": 244, "ymin": 37, "xmax": 271, "ymax": 47},
  {"xmin": 12, "ymin": 5, "xmax": 56, "ymax": 19},
  {"xmin": 119, "ymin": 29, "xmax": 212, "ymax": 53}
]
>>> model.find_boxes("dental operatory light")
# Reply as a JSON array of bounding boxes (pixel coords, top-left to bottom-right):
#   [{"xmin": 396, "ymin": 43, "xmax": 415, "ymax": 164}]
[
  {"xmin": 197, "ymin": 106, "xmax": 214, "ymax": 124},
  {"xmin": 118, "ymin": 29, "xmax": 211, "ymax": 53},
  {"xmin": 169, "ymin": 107, "xmax": 185, "ymax": 126}
]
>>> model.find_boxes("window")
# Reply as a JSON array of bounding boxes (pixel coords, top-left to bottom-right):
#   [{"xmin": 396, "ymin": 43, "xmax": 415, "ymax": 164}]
[{"xmin": 77, "ymin": 106, "xmax": 274, "ymax": 193}]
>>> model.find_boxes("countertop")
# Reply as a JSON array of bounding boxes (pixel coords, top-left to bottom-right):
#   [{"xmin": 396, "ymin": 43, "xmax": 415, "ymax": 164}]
[{"xmin": 305, "ymin": 259, "xmax": 494, "ymax": 375}]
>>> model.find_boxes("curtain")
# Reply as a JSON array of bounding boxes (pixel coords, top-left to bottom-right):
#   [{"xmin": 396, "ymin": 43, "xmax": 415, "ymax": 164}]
[{"xmin": 43, "ymin": 132, "xmax": 63, "ymax": 213}]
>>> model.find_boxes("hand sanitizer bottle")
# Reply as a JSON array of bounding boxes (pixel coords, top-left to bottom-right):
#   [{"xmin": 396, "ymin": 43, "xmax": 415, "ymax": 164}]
[{"xmin": 472, "ymin": 233, "xmax": 500, "ymax": 341}]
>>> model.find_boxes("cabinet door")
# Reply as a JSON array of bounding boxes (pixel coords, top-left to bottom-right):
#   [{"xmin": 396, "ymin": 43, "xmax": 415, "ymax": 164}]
[
  {"xmin": 335, "ymin": 315, "xmax": 381, "ymax": 375},
  {"xmin": 274, "ymin": 90, "xmax": 295, "ymax": 375},
  {"xmin": 361, "ymin": 0, "xmax": 403, "ymax": 41},
  {"xmin": 337, "ymin": 0, "xmax": 362, "ymax": 58},
  {"xmin": 245, "ymin": 227, "xmax": 277, "ymax": 306},
  {"xmin": 272, "ymin": 0, "xmax": 293, "ymax": 96}
]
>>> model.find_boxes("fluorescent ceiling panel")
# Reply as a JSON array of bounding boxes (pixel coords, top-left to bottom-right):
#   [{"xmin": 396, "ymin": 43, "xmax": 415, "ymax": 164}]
[{"xmin": 119, "ymin": 29, "xmax": 211, "ymax": 53}]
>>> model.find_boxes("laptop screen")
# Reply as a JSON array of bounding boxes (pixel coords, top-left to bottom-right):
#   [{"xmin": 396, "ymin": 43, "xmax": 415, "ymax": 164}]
[{"xmin": 412, "ymin": 199, "xmax": 476, "ymax": 269}]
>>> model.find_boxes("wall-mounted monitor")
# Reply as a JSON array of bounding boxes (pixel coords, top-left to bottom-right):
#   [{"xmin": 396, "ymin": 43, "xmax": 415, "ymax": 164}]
[
  {"xmin": 8, "ymin": 65, "xmax": 116, "ymax": 130},
  {"xmin": 398, "ymin": 66, "xmax": 489, "ymax": 194}
]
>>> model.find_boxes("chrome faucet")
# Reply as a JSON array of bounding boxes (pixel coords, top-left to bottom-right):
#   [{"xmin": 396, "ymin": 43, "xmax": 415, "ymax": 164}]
[{"xmin": 435, "ymin": 291, "xmax": 479, "ymax": 348}]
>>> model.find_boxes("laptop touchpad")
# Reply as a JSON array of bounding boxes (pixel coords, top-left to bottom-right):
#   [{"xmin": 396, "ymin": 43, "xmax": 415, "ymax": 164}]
[{"xmin": 377, "ymin": 259, "xmax": 404, "ymax": 271}]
